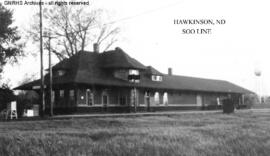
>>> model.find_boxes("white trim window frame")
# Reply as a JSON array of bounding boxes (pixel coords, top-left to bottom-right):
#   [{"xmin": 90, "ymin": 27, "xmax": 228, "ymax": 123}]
[{"xmin": 152, "ymin": 75, "xmax": 163, "ymax": 82}]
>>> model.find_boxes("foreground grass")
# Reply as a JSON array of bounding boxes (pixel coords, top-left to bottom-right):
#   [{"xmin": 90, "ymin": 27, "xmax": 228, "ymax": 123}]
[{"xmin": 1, "ymin": 111, "xmax": 270, "ymax": 156}]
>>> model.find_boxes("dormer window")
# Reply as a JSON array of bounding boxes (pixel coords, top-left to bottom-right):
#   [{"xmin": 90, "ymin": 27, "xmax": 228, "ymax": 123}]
[
  {"xmin": 129, "ymin": 69, "xmax": 139, "ymax": 75},
  {"xmin": 152, "ymin": 75, "xmax": 163, "ymax": 82},
  {"xmin": 128, "ymin": 69, "xmax": 140, "ymax": 83}
]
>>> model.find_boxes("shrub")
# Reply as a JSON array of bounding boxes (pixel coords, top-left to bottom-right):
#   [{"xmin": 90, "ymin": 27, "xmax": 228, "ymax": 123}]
[{"xmin": 244, "ymin": 94, "xmax": 259, "ymax": 108}]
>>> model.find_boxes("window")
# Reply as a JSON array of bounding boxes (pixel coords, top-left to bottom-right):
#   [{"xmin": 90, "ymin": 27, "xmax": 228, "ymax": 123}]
[
  {"xmin": 217, "ymin": 97, "xmax": 221, "ymax": 105},
  {"xmin": 128, "ymin": 69, "xmax": 140, "ymax": 83},
  {"xmin": 152, "ymin": 75, "xmax": 163, "ymax": 81},
  {"xmin": 69, "ymin": 90, "xmax": 75, "ymax": 100},
  {"xmin": 102, "ymin": 95, "xmax": 108, "ymax": 105},
  {"xmin": 58, "ymin": 90, "xmax": 65, "ymax": 107},
  {"xmin": 154, "ymin": 92, "xmax": 160, "ymax": 105},
  {"xmin": 119, "ymin": 96, "xmax": 126, "ymax": 105},
  {"xmin": 60, "ymin": 90, "xmax": 64, "ymax": 98},
  {"xmin": 163, "ymin": 92, "xmax": 168, "ymax": 105},
  {"xmin": 129, "ymin": 69, "xmax": 139, "ymax": 75}
]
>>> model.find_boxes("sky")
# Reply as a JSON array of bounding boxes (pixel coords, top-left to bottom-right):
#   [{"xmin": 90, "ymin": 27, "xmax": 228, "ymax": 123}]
[{"xmin": 1, "ymin": 0, "xmax": 270, "ymax": 96}]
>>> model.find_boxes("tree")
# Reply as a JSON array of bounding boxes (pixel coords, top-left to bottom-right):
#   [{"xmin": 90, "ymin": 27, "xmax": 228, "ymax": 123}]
[
  {"xmin": 29, "ymin": 5, "xmax": 120, "ymax": 61},
  {"xmin": 244, "ymin": 93, "xmax": 259, "ymax": 108},
  {"xmin": 0, "ymin": 3, "xmax": 23, "ymax": 75},
  {"xmin": 0, "ymin": 83, "xmax": 16, "ymax": 111}
]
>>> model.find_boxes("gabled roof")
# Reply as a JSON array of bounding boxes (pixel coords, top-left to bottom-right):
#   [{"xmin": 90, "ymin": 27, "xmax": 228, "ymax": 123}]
[{"xmin": 15, "ymin": 47, "xmax": 253, "ymax": 94}]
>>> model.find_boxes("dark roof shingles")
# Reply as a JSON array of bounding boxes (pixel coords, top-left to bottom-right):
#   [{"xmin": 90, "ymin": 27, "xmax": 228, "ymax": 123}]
[
  {"xmin": 100, "ymin": 47, "xmax": 146, "ymax": 69},
  {"xmin": 15, "ymin": 48, "xmax": 252, "ymax": 94}
]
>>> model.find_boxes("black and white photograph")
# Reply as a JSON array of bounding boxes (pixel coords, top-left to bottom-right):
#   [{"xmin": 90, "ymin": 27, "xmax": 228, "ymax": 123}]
[{"xmin": 0, "ymin": 0, "xmax": 270, "ymax": 155}]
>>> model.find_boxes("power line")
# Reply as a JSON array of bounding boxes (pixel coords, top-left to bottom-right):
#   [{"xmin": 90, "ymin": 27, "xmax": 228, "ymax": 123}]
[{"xmin": 102, "ymin": 1, "xmax": 184, "ymax": 26}]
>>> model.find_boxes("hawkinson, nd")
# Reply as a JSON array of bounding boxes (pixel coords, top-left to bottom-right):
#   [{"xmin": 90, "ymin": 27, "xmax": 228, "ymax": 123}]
[{"xmin": 15, "ymin": 45, "xmax": 252, "ymax": 114}]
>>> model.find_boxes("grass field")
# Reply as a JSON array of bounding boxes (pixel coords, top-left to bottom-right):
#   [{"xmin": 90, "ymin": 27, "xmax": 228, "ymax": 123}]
[
  {"xmin": 252, "ymin": 103, "xmax": 270, "ymax": 109},
  {"xmin": 1, "ymin": 111, "xmax": 270, "ymax": 156}
]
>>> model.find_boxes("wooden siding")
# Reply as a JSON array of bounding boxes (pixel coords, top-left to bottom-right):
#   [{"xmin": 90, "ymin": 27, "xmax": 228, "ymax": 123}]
[{"xmin": 168, "ymin": 92, "xmax": 196, "ymax": 105}]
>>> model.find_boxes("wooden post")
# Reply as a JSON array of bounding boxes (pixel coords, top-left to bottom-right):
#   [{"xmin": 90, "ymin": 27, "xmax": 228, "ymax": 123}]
[
  {"xmin": 39, "ymin": 0, "xmax": 45, "ymax": 117},
  {"xmin": 134, "ymin": 87, "xmax": 137, "ymax": 113},
  {"xmin": 146, "ymin": 91, "xmax": 150, "ymax": 112},
  {"xmin": 48, "ymin": 34, "xmax": 53, "ymax": 116},
  {"xmin": 242, "ymin": 94, "xmax": 245, "ymax": 105}
]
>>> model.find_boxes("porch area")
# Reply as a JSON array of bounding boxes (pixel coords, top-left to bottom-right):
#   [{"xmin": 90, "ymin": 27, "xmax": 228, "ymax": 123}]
[{"xmin": 44, "ymin": 84, "xmax": 243, "ymax": 114}]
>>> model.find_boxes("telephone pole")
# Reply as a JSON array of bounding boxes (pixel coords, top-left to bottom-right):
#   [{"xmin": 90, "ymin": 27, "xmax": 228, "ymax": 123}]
[
  {"xmin": 48, "ymin": 33, "xmax": 53, "ymax": 116},
  {"xmin": 39, "ymin": 0, "xmax": 45, "ymax": 117},
  {"xmin": 43, "ymin": 32, "xmax": 58, "ymax": 116}
]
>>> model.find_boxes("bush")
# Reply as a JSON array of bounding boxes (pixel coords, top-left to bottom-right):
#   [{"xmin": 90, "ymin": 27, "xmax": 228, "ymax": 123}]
[{"xmin": 244, "ymin": 94, "xmax": 259, "ymax": 108}]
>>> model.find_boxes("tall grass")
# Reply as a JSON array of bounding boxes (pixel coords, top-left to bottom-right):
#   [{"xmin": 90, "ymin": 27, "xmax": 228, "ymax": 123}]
[{"xmin": 1, "ymin": 112, "xmax": 270, "ymax": 156}]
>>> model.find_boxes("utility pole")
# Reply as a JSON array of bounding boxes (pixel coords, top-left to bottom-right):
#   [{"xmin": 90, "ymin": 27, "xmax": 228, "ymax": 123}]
[
  {"xmin": 48, "ymin": 33, "xmax": 53, "ymax": 116},
  {"xmin": 43, "ymin": 32, "xmax": 57, "ymax": 116},
  {"xmin": 39, "ymin": 0, "xmax": 45, "ymax": 117}
]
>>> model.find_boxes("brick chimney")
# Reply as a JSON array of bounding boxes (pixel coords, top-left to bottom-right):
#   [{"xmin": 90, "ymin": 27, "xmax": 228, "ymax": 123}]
[
  {"xmin": 168, "ymin": 68, "xmax": 172, "ymax": 76},
  {"xmin": 93, "ymin": 43, "xmax": 99, "ymax": 53}
]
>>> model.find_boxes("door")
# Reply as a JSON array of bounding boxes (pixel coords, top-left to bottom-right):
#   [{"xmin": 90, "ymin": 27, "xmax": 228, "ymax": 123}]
[
  {"xmin": 102, "ymin": 94, "xmax": 108, "ymax": 106},
  {"xmin": 196, "ymin": 95, "xmax": 203, "ymax": 106},
  {"xmin": 86, "ymin": 89, "xmax": 93, "ymax": 106},
  {"xmin": 144, "ymin": 91, "xmax": 151, "ymax": 112}
]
